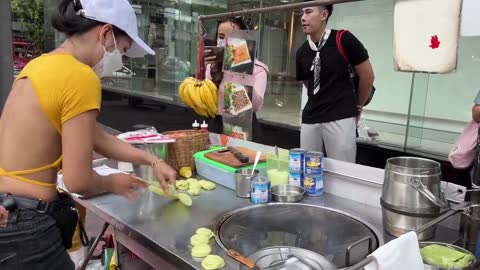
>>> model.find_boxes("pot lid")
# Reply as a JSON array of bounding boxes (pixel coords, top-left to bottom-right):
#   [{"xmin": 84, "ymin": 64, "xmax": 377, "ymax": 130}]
[
  {"xmin": 215, "ymin": 203, "xmax": 381, "ymax": 268},
  {"xmin": 240, "ymin": 246, "xmax": 337, "ymax": 270}
]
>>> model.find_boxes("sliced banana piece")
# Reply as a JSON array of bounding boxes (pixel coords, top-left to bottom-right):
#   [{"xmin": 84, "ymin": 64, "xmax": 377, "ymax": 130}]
[
  {"xmin": 201, "ymin": 255, "xmax": 225, "ymax": 270},
  {"xmin": 186, "ymin": 178, "xmax": 199, "ymax": 184},
  {"xmin": 190, "ymin": 234, "xmax": 209, "ymax": 246},
  {"xmin": 199, "ymin": 180, "xmax": 216, "ymax": 190},
  {"xmin": 176, "ymin": 180, "xmax": 189, "ymax": 190},
  {"xmin": 148, "ymin": 184, "xmax": 177, "ymax": 199},
  {"xmin": 191, "ymin": 243, "xmax": 212, "ymax": 258},
  {"xmin": 187, "ymin": 187, "xmax": 201, "ymax": 196},
  {"xmin": 196, "ymin": 227, "xmax": 214, "ymax": 239},
  {"xmin": 178, "ymin": 193, "xmax": 192, "ymax": 207}
]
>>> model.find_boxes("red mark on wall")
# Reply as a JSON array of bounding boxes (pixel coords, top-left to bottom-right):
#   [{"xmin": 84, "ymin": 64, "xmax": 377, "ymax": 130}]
[{"xmin": 429, "ymin": 35, "xmax": 440, "ymax": 49}]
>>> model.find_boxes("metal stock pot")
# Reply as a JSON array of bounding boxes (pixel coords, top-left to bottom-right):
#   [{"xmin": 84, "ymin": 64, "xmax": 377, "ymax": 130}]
[{"xmin": 381, "ymin": 157, "xmax": 449, "ymax": 240}]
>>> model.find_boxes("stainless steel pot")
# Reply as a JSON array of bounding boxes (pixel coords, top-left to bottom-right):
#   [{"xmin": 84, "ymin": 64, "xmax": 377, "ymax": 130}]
[
  {"xmin": 131, "ymin": 142, "xmax": 167, "ymax": 181},
  {"xmin": 381, "ymin": 157, "xmax": 449, "ymax": 240}
]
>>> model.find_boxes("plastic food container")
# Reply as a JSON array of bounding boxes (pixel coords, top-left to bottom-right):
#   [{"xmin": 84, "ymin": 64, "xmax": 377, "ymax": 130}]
[{"xmin": 194, "ymin": 149, "xmax": 266, "ymax": 190}]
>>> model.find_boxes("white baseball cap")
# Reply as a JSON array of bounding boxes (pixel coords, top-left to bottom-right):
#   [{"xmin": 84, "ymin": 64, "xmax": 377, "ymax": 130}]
[{"xmin": 77, "ymin": 0, "xmax": 155, "ymax": 58}]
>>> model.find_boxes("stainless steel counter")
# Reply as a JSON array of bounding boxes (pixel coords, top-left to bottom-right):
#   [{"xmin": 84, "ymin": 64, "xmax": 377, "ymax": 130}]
[
  {"xmin": 77, "ymin": 126, "xmax": 464, "ymax": 269},
  {"xmin": 75, "ymin": 164, "xmax": 462, "ymax": 270}
]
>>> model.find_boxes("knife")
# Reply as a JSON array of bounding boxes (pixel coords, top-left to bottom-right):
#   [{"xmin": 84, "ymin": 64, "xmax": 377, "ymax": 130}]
[
  {"xmin": 227, "ymin": 249, "xmax": 262, "ymax": 270},
  {"xmin": 227, "ymin": 147, "xmax": 249, "ymax": 163}
]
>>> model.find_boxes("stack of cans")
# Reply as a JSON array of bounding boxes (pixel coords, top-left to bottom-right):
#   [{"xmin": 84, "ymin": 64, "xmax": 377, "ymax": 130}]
[
  {"xmin": 288, "ymin": 149, "xmax": 304, "ymax": 187},
  {"xmin": 288, "ymin": 149, "xmax": 324, "ymax": 196}
]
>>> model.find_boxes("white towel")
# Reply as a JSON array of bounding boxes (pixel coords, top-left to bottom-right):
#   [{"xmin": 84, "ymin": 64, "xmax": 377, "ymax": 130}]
[{"xmin": 365, "ymin": 232, "xmax": 424, "ymax": 270}]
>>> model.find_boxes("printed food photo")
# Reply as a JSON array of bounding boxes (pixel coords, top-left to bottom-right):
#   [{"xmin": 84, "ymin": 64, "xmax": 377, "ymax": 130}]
[
  {"xmin": 223, "ymin": 82, "xmax": 252, "ymax": 116},
  {"xmin": 223, "ymin": 37, "xmax": 256, "ymax": 75}
]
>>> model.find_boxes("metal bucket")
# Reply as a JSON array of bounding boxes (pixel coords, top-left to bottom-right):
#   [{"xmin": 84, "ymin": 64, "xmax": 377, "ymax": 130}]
[
  {"xmin": 131, "ymin": 142, "xmax": 167, "ymax": 181},
  {"xmin": 235, "ymin": 169, "xmax": 259, "ymax": 198},
  {"xmin": 381, "ymin": 204, "xmax": 439, "ymax": 240},
  {"xmin": 381, "ymin": 157, "xmax": 449, "ymax": 240}
]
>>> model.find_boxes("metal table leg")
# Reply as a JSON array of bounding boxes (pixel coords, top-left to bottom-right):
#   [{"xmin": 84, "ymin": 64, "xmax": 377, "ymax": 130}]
[{"xmin": 80, "ymin": 222, "xmax": 110, "ymax": 270}]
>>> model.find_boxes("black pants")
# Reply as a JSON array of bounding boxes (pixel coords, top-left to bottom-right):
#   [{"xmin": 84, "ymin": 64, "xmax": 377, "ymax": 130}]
[
  {"xmin": 0, "ymin": 208, "xmax": 75, "ymax": 270},
  {"xmin": 208, "ymin": 113, "xmax": 263, "ymax": 142}
]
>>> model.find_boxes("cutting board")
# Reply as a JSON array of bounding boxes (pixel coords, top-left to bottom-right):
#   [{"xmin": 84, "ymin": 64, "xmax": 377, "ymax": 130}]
[{"xmin": 204, "ymin": 147, "xmax": 266, "ymax": 168}]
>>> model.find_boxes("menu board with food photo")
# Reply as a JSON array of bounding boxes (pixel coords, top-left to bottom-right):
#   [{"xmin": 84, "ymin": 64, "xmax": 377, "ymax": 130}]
[
  {"xmin": 223, "ymin": 120, "xmax": 252, "ymax": 141},
  {"xmin": 223, "ymin": 82, "xmax": 253, "ymax": 116},
  {"xmin": 223, "ymin": 31, "xmax": 258, "ymax": 76}
]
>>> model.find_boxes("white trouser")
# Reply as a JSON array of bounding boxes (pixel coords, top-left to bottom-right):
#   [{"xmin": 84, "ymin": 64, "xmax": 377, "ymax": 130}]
[{"xmin": 300, "ymin": 117, "xmax": 357, "ymax": 163}]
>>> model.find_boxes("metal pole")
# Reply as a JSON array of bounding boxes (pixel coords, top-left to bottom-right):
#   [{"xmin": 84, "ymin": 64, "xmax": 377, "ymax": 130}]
[
  {"xmin": 0, "ymin": 0, "xmax": 14, "ymax": 112},
  {"xmin": 80, "ymin": 222, "xmax": 110, "ymax": 270},
  {"xmin": 198, "ymin": 0, "xmax": 363, "ymax": 22},
  {"xmin": 415, "ymin": 202, "xmax": 469, "ymax": 234}
]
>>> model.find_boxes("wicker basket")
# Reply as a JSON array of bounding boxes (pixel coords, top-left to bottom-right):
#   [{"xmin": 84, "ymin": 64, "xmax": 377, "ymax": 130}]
[{"xmin": 163, "ymin": 130, "xmax": 208, "ymax": 171}]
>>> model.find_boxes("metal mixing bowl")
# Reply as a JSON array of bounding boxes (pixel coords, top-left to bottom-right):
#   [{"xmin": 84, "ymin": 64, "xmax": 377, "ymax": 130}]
[
  {"xmin": 420, "ymin": 242, "xmax": 476, "ymax": 270},
  {"xmin": 271, "ymin": 184, "xmax": 305, "ymax": 202}
]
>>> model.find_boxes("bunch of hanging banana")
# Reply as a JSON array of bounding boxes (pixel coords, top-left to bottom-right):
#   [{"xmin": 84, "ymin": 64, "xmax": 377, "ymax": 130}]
[{"xmin": 178, "ymin": 77, "xmax": 218, "ymax": 118}]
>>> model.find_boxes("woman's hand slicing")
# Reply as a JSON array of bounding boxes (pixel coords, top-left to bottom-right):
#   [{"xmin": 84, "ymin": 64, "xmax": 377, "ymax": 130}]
[
  {"xmin": 152, "ymin": 160, "xmax": 177, "ymax": 193},
  {"xmin": 107, "ymin": 173, "xmax": 148, "ymax": 201}
]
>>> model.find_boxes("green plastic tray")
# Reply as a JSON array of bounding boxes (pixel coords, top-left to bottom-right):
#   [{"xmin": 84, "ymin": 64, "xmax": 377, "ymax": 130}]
[{"xmin": 194, "ymin": 148, "xmax": 267, "ymax": 173}]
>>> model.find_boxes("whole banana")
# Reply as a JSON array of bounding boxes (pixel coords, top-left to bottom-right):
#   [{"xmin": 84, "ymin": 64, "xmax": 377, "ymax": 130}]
[
  {"xmin": 190, "ymin": 82, "xmax": 207, "ymax": 110},
  {"xmin": 204, "ymin": 79, "xmax": 218, "ymax": 105},
  {"xmin": 194, "ymin": 83, "xmax": 210, "ymax": 118},
  {"xmin": 184, "ymin": 83, "xmax": 203, "ymax": 115},
  {"xmin": 178, "ymin": 77, "xmax": 194, "ymax": 105},
  {"xmin": 201, "ymin": 82, "xmax": 218, "ymax": 117},
  {"xmin": 178, "ymin": 77, "xmax": 218, "ymax": 118}
]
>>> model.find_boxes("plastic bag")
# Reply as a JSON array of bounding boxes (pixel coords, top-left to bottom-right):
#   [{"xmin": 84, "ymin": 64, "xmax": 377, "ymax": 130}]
[
  {"xmin": 357, "ymin": 117, "xmax": 379, "ymax": 141},
  {"xmin": 449, "ymin": 120, "xmax": 478, "ymax": 169}
]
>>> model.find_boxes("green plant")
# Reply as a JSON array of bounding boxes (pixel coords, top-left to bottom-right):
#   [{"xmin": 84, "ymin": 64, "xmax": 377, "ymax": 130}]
[
  {"xmin": 223, "ymin": 45, "xmax": 234, "ymax": 69},
  {"xmin": 12, "ymin": 0, "xmax": 45, "ymax": 53},
  {"xmin": 223, "ymin": 126, "xmax": 234, "ymax": 136},
  {"xmin": 224, "ymin": 83, "xmax": 233, "ymax": 110}
]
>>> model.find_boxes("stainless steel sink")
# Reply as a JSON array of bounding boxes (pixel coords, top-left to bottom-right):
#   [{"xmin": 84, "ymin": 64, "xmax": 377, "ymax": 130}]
[{"xmin": 214, "ymin": 203, "xmax": 383, "ymax": 269}]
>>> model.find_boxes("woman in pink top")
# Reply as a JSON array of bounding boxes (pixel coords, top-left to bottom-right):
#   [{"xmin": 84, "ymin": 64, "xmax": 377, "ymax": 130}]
[{"xmin": 205, "ymin": 17, "xmax": 269, "ymax": 141}]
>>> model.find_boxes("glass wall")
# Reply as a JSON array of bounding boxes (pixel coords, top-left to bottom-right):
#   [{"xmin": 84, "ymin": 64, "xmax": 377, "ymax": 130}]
[
  {"xmin": 44, "ymin": 0, "xmax": 480, "ymax": 158},
  {"xmin": 326, "ymin": 1, "xmax": 480, "ymax": 157}
]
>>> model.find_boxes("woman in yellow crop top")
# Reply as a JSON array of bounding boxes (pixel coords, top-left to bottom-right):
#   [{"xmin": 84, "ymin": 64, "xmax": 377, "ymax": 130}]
[{"xmin": 0, "ymin": 0, "xmax": 176, "ymax": 269}]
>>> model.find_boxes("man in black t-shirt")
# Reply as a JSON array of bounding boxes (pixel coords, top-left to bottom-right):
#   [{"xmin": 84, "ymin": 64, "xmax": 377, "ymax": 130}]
[{"xmin": 296, "ymin": 2, "xmax": 374, "ymax": 163}]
